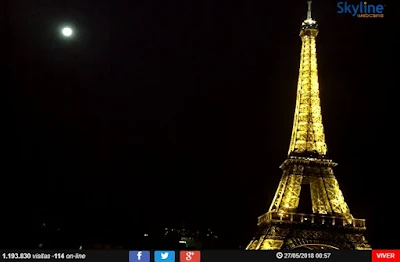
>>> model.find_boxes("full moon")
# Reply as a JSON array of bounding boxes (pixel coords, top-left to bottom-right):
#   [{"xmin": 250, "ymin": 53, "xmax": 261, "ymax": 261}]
[{"xmin": 62, "ymin": 27, "xmax": 73, "ymax": 37}]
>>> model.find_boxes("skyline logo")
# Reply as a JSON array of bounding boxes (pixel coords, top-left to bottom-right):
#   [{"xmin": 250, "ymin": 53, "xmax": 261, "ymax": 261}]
[
  {"xmin": 129, "ymin": 251, "xmax": 150, "ymax": 262},
  {"xmin": 337, "ymin": 1, "xmax": 385, "ymax": 18},
  {"xmin": 155, "ymin": 251, "xmax": 175, "ymax": 262},
  {"xmin": 179, "ymin": 251, "xmax": 201, "ymax": 262}
]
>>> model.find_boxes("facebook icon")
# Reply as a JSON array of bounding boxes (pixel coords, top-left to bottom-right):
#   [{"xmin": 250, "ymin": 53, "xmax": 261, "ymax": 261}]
[{"xmin": 129, "ymin": 251, "xmax": 150, "ymax": 262}]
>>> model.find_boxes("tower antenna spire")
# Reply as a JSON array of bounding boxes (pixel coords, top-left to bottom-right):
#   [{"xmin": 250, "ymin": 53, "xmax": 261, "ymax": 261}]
[{"xmin": 307, "ymin": 0, "xmax": 312, "ymax": 20}]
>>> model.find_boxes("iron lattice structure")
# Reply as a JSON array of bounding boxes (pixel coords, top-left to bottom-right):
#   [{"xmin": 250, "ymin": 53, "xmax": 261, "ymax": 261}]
[{"xmin": 246, "ymin": 1, "xmax": 370, "ymax": 250}]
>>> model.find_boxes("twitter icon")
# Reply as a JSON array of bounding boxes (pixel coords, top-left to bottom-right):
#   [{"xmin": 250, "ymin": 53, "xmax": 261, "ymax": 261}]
[{"xmin": 154, "ymin": 251, "xmax": 175, "ymax": 262}]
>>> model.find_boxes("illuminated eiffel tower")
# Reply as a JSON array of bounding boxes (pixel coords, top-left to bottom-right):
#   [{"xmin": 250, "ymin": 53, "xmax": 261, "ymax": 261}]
[{"xmin": 246, "ymin": 1, "xmax": 370, "ymax": 250}]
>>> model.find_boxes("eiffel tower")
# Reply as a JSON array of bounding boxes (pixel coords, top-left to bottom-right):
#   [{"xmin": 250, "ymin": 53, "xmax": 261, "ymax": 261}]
[{"xmin": 246, "ymin": 1, "xmax": 370, "ymax": 250}]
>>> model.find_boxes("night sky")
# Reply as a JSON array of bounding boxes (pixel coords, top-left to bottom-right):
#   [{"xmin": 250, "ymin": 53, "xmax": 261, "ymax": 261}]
[{"xmin": 3, "ymin": 0, "xmax": 396, "ymax": 249}]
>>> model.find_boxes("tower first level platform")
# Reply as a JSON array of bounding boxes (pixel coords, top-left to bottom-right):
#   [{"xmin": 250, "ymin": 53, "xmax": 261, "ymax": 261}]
[{"xmin": 246, "ymin": 218, "xmax": 370, "ymax": 250}]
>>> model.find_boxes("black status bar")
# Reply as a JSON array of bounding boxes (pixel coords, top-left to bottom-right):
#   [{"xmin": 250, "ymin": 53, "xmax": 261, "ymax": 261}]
[{"xmin": 0, "ymin": 250, "xmax": 386, "ymax": 262}]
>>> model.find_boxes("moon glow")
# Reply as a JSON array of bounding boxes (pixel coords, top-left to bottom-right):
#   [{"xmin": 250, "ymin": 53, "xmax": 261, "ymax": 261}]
[{"xmin": 62, "ymin": 27, "xmax": 73, "ymax": 37}]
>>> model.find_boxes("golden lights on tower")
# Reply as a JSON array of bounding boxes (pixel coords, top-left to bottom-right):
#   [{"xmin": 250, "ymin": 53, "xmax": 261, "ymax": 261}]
[{"xmin": 245, "ymin": 1, "xmax": 370, "ymax": 251}]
